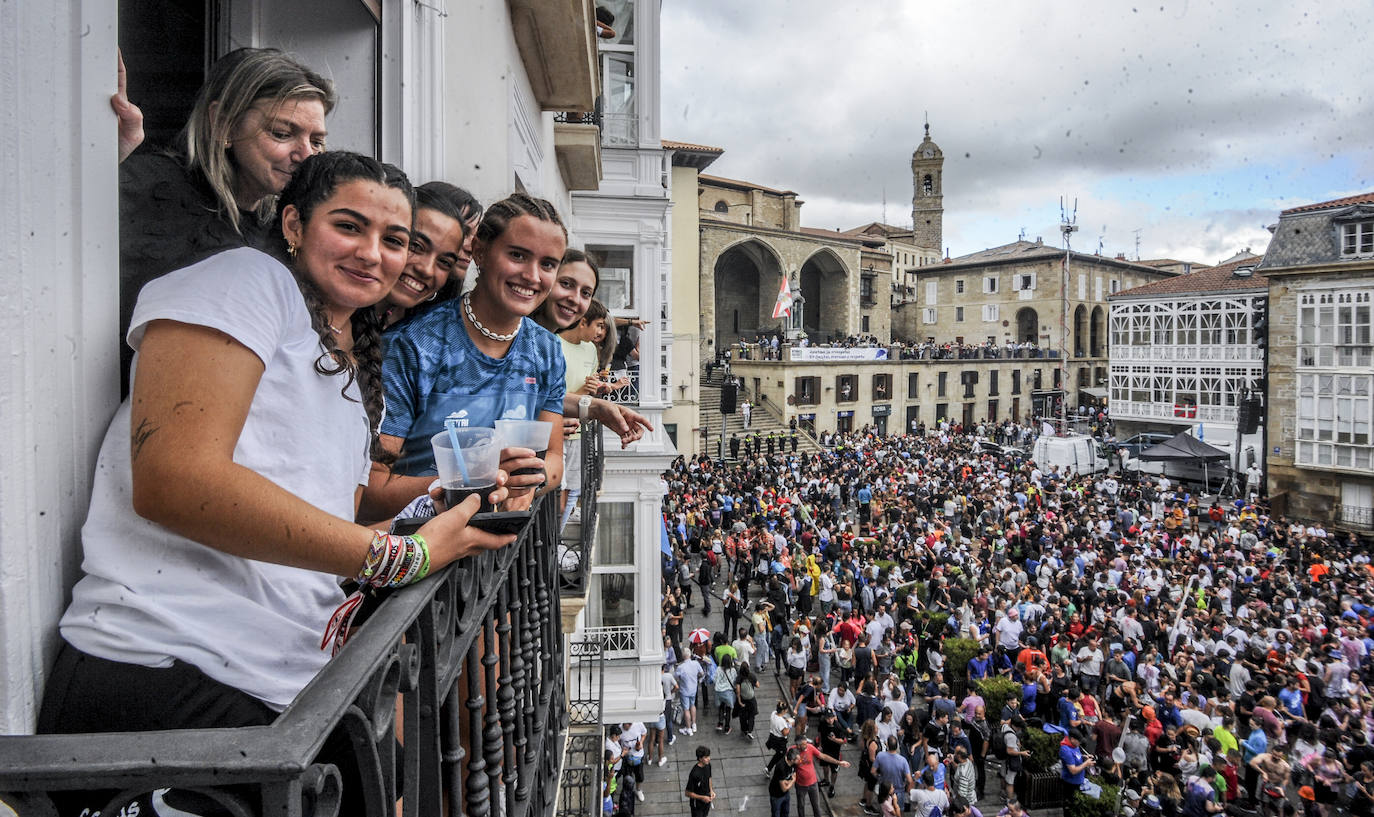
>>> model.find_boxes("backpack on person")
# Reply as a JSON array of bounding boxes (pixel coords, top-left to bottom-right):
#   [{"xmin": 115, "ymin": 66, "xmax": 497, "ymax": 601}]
[{"xmin": 990, "ymin": 724, "xmax": 1009, "ymax": 760}]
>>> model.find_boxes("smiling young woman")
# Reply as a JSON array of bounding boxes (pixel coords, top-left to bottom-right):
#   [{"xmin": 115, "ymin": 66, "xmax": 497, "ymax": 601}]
[
  {"xmin": 119, "ymin": 47, "xmax": 335, "ymax": 394},
  {"xmin": 40, "ymin": 152, "xmax": 517, "ymax": 816},
  {"xmin": 377, "ymin": 182, "xmax": 482, "ymax": 328},
  {"xmin": 363, "ymin": 194, "xmax": 572, "ymax": 521}
]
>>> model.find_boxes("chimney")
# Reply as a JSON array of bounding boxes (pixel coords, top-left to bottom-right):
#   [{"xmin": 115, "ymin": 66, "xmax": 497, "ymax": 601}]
[
  {"xmin": 1036, "ymin": 236, "xmax": 1043, "ymax": 245},
  {"xmin": 1115, "ymin": 253, "xmax": 1126, "ymax": 261}
]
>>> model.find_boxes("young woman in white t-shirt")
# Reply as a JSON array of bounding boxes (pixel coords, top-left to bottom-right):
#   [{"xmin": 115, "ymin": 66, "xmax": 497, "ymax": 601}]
[{"xmin": 42, "ymin": 153, "xmax": 516, "ymax": 812}]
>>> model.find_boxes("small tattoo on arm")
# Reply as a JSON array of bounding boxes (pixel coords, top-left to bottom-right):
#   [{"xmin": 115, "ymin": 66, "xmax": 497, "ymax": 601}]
[{"xmin": 132, "ymin": 417, "xmax": 159, "ymax": 462}]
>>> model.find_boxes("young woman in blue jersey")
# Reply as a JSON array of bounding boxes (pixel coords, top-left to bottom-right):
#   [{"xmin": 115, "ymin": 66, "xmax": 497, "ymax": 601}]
[{"xmin": 364, "ymin": 194, "xmax": 570, "ymax": 519}]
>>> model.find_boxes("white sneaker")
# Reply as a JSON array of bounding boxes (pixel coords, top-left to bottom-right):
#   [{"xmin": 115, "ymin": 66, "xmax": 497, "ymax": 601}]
[
  {"xmin": 658, "ymin": 757, "xmax": 668, "ymax": 767},
  {"xmin": 636, "ymin": 790, "xmax": 645, "ymax": 802}
]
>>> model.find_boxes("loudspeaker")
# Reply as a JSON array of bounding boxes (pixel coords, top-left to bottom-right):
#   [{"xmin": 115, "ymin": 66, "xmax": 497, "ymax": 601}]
[
  {"xmin": 1238, "ymin": 396, "xmax": 1262, "ymax": 435},
  {"xmin": 720, "ymin": 383, "xmax": 737, "ymax": 414}
]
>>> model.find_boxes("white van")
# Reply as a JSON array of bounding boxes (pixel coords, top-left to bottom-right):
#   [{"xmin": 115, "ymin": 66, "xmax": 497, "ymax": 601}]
[{"xmin": 1032, "ymin": 434, "xmax": 1109, "ymax": 477}]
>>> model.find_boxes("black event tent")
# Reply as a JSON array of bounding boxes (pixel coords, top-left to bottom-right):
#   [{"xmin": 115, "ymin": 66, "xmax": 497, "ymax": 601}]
[{"xmin": 1137, "ymin": 431, "xmax": 1229, "ymax": 462}]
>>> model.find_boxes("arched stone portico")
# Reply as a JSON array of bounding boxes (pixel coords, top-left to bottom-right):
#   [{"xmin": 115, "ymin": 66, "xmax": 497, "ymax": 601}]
[{"xmin": 699, "ymin": 223, "xmax": 862, "ymax": 362}]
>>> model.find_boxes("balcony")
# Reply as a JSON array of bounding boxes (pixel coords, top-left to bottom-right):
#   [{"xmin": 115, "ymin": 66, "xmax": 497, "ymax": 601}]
[
  {"xmin": 510, "ymin": 0, "xmax": 598, "ymax": 113},
  {"xmin": 1341, "ymin": 504, "xmax": 1374, "ymax": 530},
  {"xmin": 0, "ymin": 493, "xmax": 600, "ymax": 817},
  {"xmin": 556, "ymin": 637, "xmax": 605, "ymax": 817},
  {"xmin": 554, "ymin": 98, "xmax": 603, "ymax": 192},
  {"xmin": 559, "ymin": 421, "xmax": 604, "ymax": 629}
]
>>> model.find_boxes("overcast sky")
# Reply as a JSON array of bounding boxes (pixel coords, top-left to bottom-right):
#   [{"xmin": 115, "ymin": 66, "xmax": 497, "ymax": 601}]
[{"xmin": 659, "ymin": 1, "xmax": 1374, "ymax": 265}]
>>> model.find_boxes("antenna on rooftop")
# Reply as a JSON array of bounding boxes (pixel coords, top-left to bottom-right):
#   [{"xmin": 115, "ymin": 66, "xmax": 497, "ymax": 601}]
[
  {"xmin": 1018, "ymin": 227, "xmax": 1026, "ymax": 241},
  {"xmin": 1057, "ymin": 197, "xmax": 1078, "ymax": 432},
  {"xmin": 882, "ymin": 185, "xmax": 887, "ymax": 226},
  {"xmin": 1133, "ymin": 228, "xmax": 1142, "ymax": 261},
  {"xmin": 1097, "ymin": 226, "xmax": 1106, "ymax": 256}
]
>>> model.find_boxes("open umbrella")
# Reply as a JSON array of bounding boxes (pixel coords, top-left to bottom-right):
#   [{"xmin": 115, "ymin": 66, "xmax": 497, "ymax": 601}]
[{"xmin": 687, "ymin": 628, "xmax": 711, "ymax": 645}]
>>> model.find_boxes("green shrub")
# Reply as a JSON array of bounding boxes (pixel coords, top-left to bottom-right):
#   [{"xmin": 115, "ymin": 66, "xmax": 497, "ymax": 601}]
[
  {"xmin": 972, "ymin": 676, "xmax": 1020, "ymax": 720},
  {"xmin": 1023, "ymin": 727, "xmax": 1062, "ymax": 773},
  {"xmin": 1067, "ymin": 777, "xmax": 1120, "ymax": 817},
  {"xmin": 942, "ymin": 637, "xmax": 980, "ymax": 677}
]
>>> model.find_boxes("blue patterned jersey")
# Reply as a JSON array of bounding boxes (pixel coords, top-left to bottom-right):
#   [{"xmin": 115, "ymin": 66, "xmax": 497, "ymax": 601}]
[{"xmin": 381, "ymin": 301, "xmax": 566, "ymax": 476}]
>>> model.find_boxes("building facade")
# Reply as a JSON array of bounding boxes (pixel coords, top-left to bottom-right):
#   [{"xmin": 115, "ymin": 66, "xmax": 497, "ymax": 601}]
[
  {"xmin": 697, "ymin": 175, "xmax": 884, "ymax": 357},
  {"xmin": 1260, "ymin": 193, "xmax": 1374, "ymax": 533},
  {"xmin": 1108, "ymin": 258, "xmax": 1268, "ymax": 463},
  {"xmin": 733, "ymin": 351, "xmax": 1067, "ymax": 437},
  {"xmin": 891, "ymin": 241, "xmax": 1172, "ymax": 407},
  {"xmin": 566, "ymin": 0, "xmax": 676, "ymax": 725}
]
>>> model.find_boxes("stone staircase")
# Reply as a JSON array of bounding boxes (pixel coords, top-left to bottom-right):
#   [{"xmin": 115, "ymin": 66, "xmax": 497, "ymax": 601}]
[{"xmin": 698, "ymin": 381, "xmax": 823, "ymax": 460}]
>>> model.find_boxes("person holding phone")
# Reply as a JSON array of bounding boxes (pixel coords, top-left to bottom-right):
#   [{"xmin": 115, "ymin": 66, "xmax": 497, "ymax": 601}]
[{"xmin": 41, "ymin": 152, "xmax": 514, "ymax": 816}]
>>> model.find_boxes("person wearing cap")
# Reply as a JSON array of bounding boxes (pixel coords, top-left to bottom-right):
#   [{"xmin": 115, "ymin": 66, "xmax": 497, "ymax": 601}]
[{"xmin": 1058, "ymin": 727, "xmax": 1095, "ymax": 803}]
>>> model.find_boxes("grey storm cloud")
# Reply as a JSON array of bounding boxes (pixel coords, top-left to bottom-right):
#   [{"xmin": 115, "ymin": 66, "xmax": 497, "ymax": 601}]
[{"xmin": 661, "ymin": 0, "xmax": 1374, "ymax": 258}]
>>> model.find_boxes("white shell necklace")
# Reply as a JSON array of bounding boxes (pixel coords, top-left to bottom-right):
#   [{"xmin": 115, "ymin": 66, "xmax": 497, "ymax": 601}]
[{"xmin": 463, "ymin": 293, "xmax": 518, "ymax": 342}]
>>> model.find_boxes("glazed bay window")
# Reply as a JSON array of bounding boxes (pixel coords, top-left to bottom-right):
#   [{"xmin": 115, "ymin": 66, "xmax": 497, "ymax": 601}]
[
  {"xmin": 1296, "ymin": 373, "xmax": 1374, "ymax": 470},
  {"xmin": 602, "ymin": 51, "xmax": 637, "ymax": 147},
  {"xmin": 592, "ymin": 502, "xmax": 637, "ymax": 634},
  {"xmin": 588, "ymin": 245, "xmax": 634, "ymax": 311}
]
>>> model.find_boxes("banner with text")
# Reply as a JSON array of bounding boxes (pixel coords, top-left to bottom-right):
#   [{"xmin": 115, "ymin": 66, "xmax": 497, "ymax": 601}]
[{"xmin": 789, "ymin": 347, "xmax": 889, "ymax": 362}]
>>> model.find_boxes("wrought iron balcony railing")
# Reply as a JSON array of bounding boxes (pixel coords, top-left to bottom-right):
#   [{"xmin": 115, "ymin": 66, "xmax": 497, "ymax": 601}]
[
  {"xmin": 556, "ymin": 637, "xmax": 605, "ymax": 817},
  {"xmin": 553, "ymin": 95, "xmax": 603, "ymax": 131},
  {"xmin": 0, "ymin": 497, "xmax": 570, "ymax": 817},
  {"xmin": 558, "ymin": 421, "xmax": 603, "ymax": 597},
  {"xmin": 603, "ymin": 370, "xmax": 640, "ymax": 406}
]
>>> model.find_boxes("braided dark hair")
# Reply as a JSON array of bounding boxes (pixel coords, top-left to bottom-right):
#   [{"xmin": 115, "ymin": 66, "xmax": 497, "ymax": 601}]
[
  {"xmin": 273, "ymin": 151, "xmax": 415, "ymax": 464},
  {"xmin": 473, "ymin": 192, "xmax": 567, "ymax": 255}
]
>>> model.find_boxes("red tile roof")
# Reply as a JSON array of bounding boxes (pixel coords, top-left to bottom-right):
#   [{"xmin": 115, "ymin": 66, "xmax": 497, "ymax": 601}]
[
  {"xmin": 1113, "ymin": 257, "xmax": 1266, "ymax": 298},
  {"xmin": 662, "ymin": 138, "xmax": 724, "ymax": 154},
  {"xmin": 1281, "ymin": 191, "xmax": 1374, "ymax": 214}
]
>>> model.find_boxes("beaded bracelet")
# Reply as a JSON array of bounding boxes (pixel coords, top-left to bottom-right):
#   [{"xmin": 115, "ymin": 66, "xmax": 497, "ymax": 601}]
[{"xmin": 354, "ymin": 531, "xmax": 433, "ymax": 589}]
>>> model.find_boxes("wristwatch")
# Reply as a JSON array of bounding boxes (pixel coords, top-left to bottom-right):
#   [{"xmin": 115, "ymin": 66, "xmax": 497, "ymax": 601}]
[{"xmin": 578, "ymin": 394, "xmax": 592, "ymax": 422}]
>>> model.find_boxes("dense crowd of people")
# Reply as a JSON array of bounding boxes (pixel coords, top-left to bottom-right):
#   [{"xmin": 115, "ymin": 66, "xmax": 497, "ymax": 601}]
[
  {"xmin": 655, "ymin": 423, "xmax": 1373, "ymax": 817},
  {"xmin": 727, "ymin": 335, "xmax": 1052, "ymax": 362}
]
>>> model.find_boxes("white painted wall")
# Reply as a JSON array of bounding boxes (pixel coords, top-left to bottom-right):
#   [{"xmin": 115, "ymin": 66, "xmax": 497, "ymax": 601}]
[
  {"xmin": 441, "ymin": 3, "xmax": 575, "ymax": 227},
  {"xmin": 0, "ymin": 1, "xmax": 121, "ymax": 734}
]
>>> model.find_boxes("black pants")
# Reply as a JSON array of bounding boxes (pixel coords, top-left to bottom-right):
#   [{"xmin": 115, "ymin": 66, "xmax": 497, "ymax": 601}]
[{"xmin": 39, "ymin": 641, "xmax": 375, "ymax": 817}]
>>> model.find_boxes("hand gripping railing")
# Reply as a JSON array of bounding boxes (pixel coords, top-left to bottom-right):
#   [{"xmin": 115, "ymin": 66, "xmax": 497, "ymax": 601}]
[{"xmin": 0, "ymin": 496, "xmax": 568, "ymax": 817}]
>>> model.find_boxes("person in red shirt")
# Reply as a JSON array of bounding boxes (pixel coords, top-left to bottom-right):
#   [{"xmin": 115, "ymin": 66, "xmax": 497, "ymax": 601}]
[{"xmin": 792, "ymin": 734, "xmax": 850, "ymax": 817}]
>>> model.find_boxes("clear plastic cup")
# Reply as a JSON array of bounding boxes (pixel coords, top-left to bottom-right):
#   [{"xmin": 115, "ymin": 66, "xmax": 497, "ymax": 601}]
[
  {"xmin": 495, "ymin": 419, "xmax": 553, "ymax": 476},
  {"xmin": 431, "ymin": 428, "xmax": 501, "ymax": 513}
]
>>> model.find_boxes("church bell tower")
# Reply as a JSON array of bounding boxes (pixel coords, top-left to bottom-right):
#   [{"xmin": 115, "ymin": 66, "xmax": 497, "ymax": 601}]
[{"xmin": 911, "ymin": 121, "xmax": 944, "ymax": 253}]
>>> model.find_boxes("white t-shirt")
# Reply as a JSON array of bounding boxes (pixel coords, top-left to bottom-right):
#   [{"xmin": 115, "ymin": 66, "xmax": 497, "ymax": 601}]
[{"xmin": 61, "ymin": 248, "xmax": 370, "ymax": 710}]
